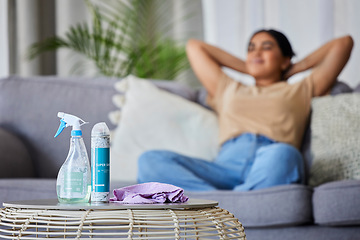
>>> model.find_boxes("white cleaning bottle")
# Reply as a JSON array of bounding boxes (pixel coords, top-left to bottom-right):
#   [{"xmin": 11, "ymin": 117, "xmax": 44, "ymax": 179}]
[
  {"xmin": 91, "ymin": 122, "xmax": 110, "ymax": 203},
  {"xmin": 54, "ymin": 112, "xmax": 91, "ymax": 203}
]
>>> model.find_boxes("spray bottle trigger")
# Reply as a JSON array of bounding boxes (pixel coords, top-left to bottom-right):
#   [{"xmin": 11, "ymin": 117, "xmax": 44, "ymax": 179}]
[{"xmin": 54, "ymin": 119, "xmax": 67, "ymax": 138}]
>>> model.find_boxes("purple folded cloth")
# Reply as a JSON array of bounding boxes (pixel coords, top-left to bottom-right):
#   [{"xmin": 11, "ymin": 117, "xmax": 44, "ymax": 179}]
[{"xmin": 110, "ymin": 182, "xmax": 189, "ymax": 204}]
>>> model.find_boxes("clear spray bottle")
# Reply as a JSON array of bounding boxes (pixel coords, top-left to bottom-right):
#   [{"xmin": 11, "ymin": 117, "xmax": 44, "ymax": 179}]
[{"xmin": 54, "ymin": 112, "xmax": 91, "ymax": 203}]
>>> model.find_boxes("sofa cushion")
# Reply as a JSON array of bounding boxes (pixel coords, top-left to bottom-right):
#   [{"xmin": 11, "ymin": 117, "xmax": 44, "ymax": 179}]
[
  {"xmin": 0, "ymin": 179, "xmax": 57, "ymax": 206},
  {"xmin": 301, "ymin": 81, "xmax": 353, "ymax": 183},
  {"xmin": 0, "ymin": 128, "xmax": 35, "ymax": 178},
  {"xmin": 309, "ymin": 93, "xmax": 360, "ymax": 187},
  {"xmin": 110, "ymin": 75, "xmax": 219, "ymax": 182},
  {"xmin": 186, "ymin": 184, "xmax": 313, "ymax": 228},
  {"xmin": 330, "ymin": 81, "xmax": 353, "ymax": 95},
  {"xmin": 245, "ymin": 225, "xmax": 360, "ymax": 240},
  {"xmin": 313, "ymin": 180, "xmax": 360, "ymax": 226}
]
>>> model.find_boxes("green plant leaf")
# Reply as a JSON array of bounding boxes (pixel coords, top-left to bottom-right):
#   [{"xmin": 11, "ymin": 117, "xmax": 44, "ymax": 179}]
[{"xmin": 27, "ymin": 0, "xmax": 193, "ymax": 80}]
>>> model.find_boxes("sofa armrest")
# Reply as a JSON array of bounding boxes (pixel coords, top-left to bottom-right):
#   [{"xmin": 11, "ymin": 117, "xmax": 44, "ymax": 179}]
[{"xmin": 0, "ymin": 128, "xmax": 35, "ymax": 178}]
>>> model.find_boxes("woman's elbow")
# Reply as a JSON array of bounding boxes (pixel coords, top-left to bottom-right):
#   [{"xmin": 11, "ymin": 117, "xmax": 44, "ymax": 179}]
[
  {"xmin": 186, "ymin": 39, "xmax": 204, "ymax": 51},
  {"xmin": 343, "ymin": 35, "xmax": 354, "ymax": 51},
  {"xmin": 334, "ymin": 35, "xmax": 354, "ymax": 59}
]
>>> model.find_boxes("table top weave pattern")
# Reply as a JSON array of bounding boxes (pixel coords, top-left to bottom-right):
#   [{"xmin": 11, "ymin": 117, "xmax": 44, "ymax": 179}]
[{"xmin": 0, "ymin": 200, "xmax": 246, "ymax": 239}]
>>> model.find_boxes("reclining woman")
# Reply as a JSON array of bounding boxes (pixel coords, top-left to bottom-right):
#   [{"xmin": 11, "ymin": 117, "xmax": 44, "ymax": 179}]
[{"xmin": 138, "ymin": 29, "xmax": 354, "ymax": 191}]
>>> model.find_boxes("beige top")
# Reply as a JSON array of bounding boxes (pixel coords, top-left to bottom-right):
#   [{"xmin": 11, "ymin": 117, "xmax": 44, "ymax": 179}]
[{"xmin": 207, "ymin": 73, "xmax": 314, "ymax": 149}]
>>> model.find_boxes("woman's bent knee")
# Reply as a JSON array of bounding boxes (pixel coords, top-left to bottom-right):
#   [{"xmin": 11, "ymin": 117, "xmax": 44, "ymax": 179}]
[
  {"xmin": 137, "ymin": 150, "xmax": 183, "ymax": 183},
  {"xmin": 139, "ymin": 150, "xmax": 162, "ymax": 164},
  {"xmin": 259, "ymin": 143, "xmax": 302, "ymax": 165},
  {"xmin": 138, "ymin": 150, "xmax": 166, "ymax": 181},
  {"xmin": 256, "ymin": 143, "xmax": 304, "ymax": 184}
]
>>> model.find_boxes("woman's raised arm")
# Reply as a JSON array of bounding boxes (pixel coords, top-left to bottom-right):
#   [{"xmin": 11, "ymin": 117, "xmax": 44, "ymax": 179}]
[
  {"xmin": 186, "ymin": 39, "xmax": 248, "ymax": 97},
  {"xmin": 286, "ymin": 35, "xmax": 354, "ymax": 96}
]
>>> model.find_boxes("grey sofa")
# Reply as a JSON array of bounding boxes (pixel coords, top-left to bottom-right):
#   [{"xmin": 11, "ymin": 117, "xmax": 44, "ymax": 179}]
[{"xmin": 0, "ymin": 75, "xmax": 359, "ymax": 240}]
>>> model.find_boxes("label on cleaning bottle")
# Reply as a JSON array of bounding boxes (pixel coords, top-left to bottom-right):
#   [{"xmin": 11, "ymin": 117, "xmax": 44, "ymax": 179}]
[
  {"xmin": 91, "ymin": 147, "xmax": 110, "ymax": 202},
  {"xmin": 64, "ymin": 172, "xmax": 84, "ymax": 193},
  {"xmin": 93, "ymin": 147, "xmax": 110, "ymax": 192}
]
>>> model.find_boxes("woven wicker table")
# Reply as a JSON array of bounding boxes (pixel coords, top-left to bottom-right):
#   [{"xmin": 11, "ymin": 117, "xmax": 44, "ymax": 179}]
[{"xmin": 0, "ymin": 199, "xmax": 246, "ymax": 239}]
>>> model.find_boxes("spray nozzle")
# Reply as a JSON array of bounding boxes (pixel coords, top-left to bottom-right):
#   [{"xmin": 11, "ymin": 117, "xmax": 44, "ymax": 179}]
[{"xmin": 54, "ymin": 112, "xmax": 88, "ymax": 138}]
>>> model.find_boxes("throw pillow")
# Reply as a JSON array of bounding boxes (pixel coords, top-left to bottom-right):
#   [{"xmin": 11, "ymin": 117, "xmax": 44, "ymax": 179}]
[
  {"xmin": 301, "ymin": 80, "xmax": 353, "ymax": 183},
  {"xmin": 109, "ymin": 75, "xmax": 219, "ymax": 182},
  {"xmin": 309, "ymin": 93, "xmax": 360, "ymax": 187}
]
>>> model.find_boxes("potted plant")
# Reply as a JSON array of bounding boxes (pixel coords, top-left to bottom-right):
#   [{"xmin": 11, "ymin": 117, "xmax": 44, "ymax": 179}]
[{"xmin": 27, "ymin": 0, "xmax": 190, "ymax": 80}]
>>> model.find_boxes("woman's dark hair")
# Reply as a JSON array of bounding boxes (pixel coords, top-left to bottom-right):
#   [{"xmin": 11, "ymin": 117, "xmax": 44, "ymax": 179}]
[{"xmin": 250, "ymin": 29, "xmax": 296, "ymax": 59}]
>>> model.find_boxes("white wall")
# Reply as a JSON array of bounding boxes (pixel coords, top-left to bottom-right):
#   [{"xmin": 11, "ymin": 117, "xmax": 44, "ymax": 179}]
[
  {"xmin": 202, "ymin": 0, "xmax": 360, "ymax": 87},
  {"xmin": 16, "ymin": 0, "xmax": 41, "ymax": 76},
  {"xmin": 0, "ymin": 0, "xmax": 9, "ymax": 78},
  {"xmin": 55, "ymin": 0, "xmax": 92, "ymax": 76}
]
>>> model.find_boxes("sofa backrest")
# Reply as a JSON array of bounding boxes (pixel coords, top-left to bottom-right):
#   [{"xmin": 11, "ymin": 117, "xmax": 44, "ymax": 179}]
[
  {"xmin": 1, "ymin": 75, "xmax": 353, "ymax": 180},
  {"xmin": 0, "ymin": 76, "xmax": 201, "ymax": 178},
  {"xmin": 0, "ymin": 76, "xmax": 118, "ymax": 178}
]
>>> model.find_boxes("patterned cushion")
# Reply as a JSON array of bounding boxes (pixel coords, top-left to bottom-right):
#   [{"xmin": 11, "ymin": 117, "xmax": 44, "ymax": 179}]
[
  {"xmin": 309, "ymin": 93, "xmax": 360, "ymax": 186},
  {"xmin": 301, "ymin": 81, "xmax": 352, "ymax": 182}
]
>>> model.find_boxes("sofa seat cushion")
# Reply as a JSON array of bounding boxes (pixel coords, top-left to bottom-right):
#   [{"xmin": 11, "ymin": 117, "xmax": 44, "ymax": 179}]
[
  {"xmin": 0, "ymin": 179, "xmax": 57, "ymax": 207},
  {"xmin": 313, "ymin": 180, "xmax": 360, "ymax": 226},
  {"xmin": 186, "ymin": 184, "xmax": 313, "ymax": 228}
]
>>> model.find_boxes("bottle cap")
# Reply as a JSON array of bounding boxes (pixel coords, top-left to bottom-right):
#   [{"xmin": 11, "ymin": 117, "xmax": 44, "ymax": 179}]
[
  {"xmin": 55, "ymin": 112, "xmax": 88, "ymax": 138},
  {"xmin": 71, "ymin": 130, "xmax": 82, "ymax": 136},
  {"xmin": 91, "ymin": 122, "xmax": 110, "ymax": 137}
]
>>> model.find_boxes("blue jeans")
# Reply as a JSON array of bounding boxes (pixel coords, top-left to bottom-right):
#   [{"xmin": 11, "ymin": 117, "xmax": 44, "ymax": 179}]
[{"xmin": 137, "ymin": 133, "xmax": 304, "ymax": 191}]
